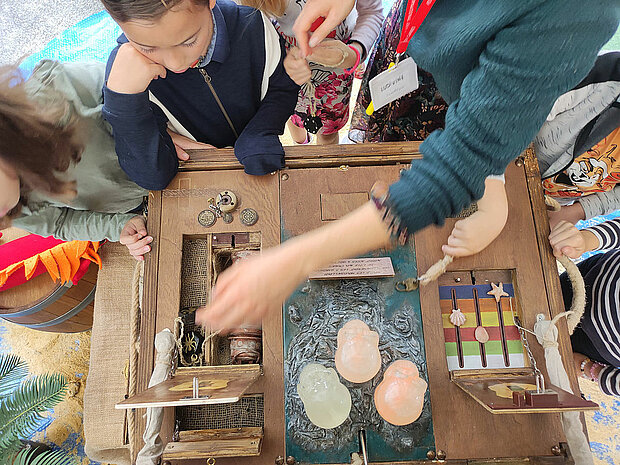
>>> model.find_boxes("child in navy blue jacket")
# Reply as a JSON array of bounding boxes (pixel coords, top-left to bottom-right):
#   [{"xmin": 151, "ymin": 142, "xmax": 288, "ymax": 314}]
[{"xmin": 102, "ymin": 0, "xmax": 299, "ymax": 190}]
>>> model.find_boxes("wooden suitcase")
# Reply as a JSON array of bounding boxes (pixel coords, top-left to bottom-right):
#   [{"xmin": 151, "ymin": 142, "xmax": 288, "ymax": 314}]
[{"xmin": 119, "ymin": 143, "xmax": 595, "ymax": 465}]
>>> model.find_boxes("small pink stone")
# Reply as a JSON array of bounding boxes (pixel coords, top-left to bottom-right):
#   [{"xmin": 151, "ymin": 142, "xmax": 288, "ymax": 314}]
[{"xmin": 475, "ymin": 326, "xmax": 489, "ymax": 344}]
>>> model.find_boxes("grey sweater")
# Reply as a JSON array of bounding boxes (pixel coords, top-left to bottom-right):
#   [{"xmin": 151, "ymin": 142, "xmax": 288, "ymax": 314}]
[{"xmin": 13, "ymin": 60, "xmax": 147, "ymax": 242}]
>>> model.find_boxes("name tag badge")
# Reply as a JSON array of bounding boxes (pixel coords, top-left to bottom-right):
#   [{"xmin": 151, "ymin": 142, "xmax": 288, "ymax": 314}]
[{"xmin": 368, "ymin": 57, "xmax": 419, "ymax": 111}]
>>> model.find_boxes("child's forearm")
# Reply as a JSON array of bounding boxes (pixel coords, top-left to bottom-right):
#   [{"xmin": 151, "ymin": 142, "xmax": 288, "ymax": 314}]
[
  {"xmin": 349, "ymin": 0, "xmax": 384, "ymax": 58},
  {"xmin": 279, "ymin": 202, "xmax": 392, "ymax": 280}
]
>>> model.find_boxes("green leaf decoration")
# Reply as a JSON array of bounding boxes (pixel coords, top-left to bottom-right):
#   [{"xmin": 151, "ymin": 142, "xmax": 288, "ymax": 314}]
[
  {"xmin": 0, "ymin": 374, "xmax": 67, "ymax": 452},
  {"xmin": 10, "ymin": 446, "xmax": 80, "ymax": 465},
  {"xmin": 0, "ymin": 355, "xmax": 28, "ymax": 400}
]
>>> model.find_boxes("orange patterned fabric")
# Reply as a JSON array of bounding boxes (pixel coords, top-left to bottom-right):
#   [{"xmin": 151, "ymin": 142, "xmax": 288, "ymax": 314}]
[{"xmin": 0, "ymin": 240, "xmax": 101, "ymax": 288}]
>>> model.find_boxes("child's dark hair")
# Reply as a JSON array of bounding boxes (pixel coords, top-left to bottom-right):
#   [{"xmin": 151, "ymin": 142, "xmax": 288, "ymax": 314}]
[
  {"xmin": 0, "ymin": 65, "xmax": 82, "ymax": 228},
  {"xmin": 102, "ymin": 0, "xmax": 211, "ymax": 23}
]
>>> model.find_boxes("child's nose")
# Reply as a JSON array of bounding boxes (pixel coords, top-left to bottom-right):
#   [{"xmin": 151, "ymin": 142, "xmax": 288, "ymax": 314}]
[{"xmin": 165, "ymin": 53, "xmax": 187, "ymax": 73}]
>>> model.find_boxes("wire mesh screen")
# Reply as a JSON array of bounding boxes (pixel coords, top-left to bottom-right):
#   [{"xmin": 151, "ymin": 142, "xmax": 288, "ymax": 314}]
[
  {"xmin": 181, "ymin": 238, "xmax": 210, "ymax": 309},
  {"xmin": 177, "ymin": 395, "xmax": 265, "ymax": 430}
]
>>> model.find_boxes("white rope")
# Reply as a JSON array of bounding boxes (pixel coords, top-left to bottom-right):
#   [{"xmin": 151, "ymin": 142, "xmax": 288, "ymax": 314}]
[{"xmin": 533, "ymin": 314, "xmax": 594, "ymax": 465}]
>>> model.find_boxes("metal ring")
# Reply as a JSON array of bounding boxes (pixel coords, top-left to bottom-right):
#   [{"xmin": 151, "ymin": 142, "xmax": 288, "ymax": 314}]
[
  {"xmin": 217, "ymin": 190, "xmax": 238, "ymax": 213},
  {"xmin": 207, "ymin": 458, "xmax": 216, "ymax": 465}
]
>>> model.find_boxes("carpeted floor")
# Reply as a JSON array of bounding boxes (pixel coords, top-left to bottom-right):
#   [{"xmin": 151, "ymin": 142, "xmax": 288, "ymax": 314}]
[{"xmin": 0, "ymin": 0, "xmax": 100, "ymax": 65}]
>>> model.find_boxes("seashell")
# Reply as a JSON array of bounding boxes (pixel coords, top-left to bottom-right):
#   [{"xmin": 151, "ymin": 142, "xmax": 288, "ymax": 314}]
[
  {"xmin": 475, "ymin": 325, "xmax": 490, "ymax": 343},
  {"xmin": 449, "ymin": 308, "xmax": 466, "ymax": 326}
]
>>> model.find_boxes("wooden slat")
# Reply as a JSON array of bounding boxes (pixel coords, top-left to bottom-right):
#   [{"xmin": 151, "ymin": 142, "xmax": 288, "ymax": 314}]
[
  {"xmin": 163, "ymin": 436, "xmax": 262, "ymax": 460},
  {"xmin": 522, "ymin": 148, "xmax": 580, "ymax": 395},
  {"xmin": 132, "ymin": 190, "xmax": 163, "ymax": 461},
  {"xmin": 178, "ymin": 427, "xmax": 263, "ymax": 442},
  {"xmin": 181, "ymin": 141, "xmax": 421, "ymax": 171}
]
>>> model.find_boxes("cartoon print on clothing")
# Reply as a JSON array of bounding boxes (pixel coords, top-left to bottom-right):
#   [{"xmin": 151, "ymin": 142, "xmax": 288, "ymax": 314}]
[{"xmin": 544, "ymin": 126, "xmax": 620, "ymax": 198}]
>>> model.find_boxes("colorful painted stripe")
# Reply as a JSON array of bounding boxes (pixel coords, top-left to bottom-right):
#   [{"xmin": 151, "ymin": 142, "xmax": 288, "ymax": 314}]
[
  {"xmin": 438, "ymin": 283, "xmax": 514, "ymax": 300},
  {"xmin": 447, "ymin": 353, "xmax": 525, "ymax": 371},
  {"xmin": 441, "ymin": 312, "xmax": 517, "ymax": 328},
  {"xmin": 445, "ymin": 340, "xmax": 524, "ymax": 357},
  {"xmin": 443, "ymin": 326, "xmax": 520, "ymax": 342}
]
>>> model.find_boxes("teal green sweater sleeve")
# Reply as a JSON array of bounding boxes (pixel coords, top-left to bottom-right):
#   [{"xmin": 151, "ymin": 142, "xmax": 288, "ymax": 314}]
[
  {"xmin": 388, "ymin": 1, "xmax": 620, "ymax": 234},
  {"xmin": 13, "ymin": 205, "xmax": 135, "ymax": 242}
]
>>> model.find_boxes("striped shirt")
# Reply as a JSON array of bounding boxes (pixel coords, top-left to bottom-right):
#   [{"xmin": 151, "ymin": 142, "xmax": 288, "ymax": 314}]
[{"xmin": 574, "ymin": 218, "xmax": 620, "ymax": 396}]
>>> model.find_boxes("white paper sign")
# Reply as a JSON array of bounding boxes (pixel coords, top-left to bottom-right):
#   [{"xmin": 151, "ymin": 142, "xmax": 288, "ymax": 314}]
[
  {"xmin": 368, "ymin": 57, "xmax": 419, "ymax": 111},
  {"xmin": 309, "ymin": 258, "xmax": 395, "ymax": 280}
]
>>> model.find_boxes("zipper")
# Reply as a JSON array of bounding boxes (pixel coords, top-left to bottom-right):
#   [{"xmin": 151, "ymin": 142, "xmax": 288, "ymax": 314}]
[{"xmin": 199, "ymin": 68, "xmax": 239, "ymax": 139}]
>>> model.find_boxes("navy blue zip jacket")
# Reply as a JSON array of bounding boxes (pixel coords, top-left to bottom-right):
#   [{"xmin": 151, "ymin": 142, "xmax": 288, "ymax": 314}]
[{"xmin": 102, "ymin": 0, "xmax": 299, "ymax": 190}]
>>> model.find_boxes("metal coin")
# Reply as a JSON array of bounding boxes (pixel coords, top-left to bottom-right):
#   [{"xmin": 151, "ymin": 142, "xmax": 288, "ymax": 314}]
[
  {"xmin": 240, "ymin": 208, "xmax": 258, "ymax": 226},
  {"xmin": 197, "ymin": 209, "xmax": 216, "ymax": 227},
  {"xmin": 222, "ymin": 212, "xmax": 234, "ymax": 224}
]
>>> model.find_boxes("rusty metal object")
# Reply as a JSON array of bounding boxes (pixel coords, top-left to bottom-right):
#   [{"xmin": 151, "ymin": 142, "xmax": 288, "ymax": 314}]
[
  {"xmin": 426, "ymin": 450, "xmax": 436, "ymax": 460},
  {"xmin": 436, "ymin": 450, "xmax": 446, "ymax": 460},
  {"xmin": 229, "ymin": 327, "xmax": 262, "ymax": 364},
  {"xmin": 275, "ymin": 456, "xmax": 285, "ymax": 465},
  {"xmin": 551, "ymin": 445, "xmax": 562, "ymax": 456},
  {"xmin": 286, "ymin": 456, "xmax": 296, "ymax": 465}
]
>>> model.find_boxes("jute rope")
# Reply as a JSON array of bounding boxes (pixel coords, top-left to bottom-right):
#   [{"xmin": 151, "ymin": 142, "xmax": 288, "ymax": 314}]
[
  {"xmin": 128, "ymin": 260, "xmax": 143, "ymax": 459},
  {"xmin": 545, "ymin": 195, "xmax": 562, "ymax": 212},
  {"xmin": 556, "ymin": 255, "xmax": 586, "ymax": 335}
]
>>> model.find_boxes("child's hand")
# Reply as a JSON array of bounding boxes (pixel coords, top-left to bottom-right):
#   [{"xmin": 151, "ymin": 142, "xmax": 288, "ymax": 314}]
[
  {"xmin": 195, "ymin": 247, "xmax": 302, "ymax": 331},
  {"xmin": 120, "ymin": 215, "xmax": 152, "ymax": 261},
  {"xmin": 547, "ymin": 202, "xmax": 586, "ymax": 229},
  {"xmin": 292, "ymin": 0, "xmax": 356, "ymax": 56},
  {"xmin": 307, "ymin": 39, "xmax": 360, "ymax": 69},
  {"xmin": 548, "ymin": 220, "xmax": 599, "ymax": 259},
  {"xmin": 106, "ymin": 43, "xmax": 167, "ymax": 94},
  {"xmin": 167, "ymin": 130, "xmax": 216, "ymax": 161},
  {"xmin": 284, "ymin": 47, "xmax": 312, "ymax": 85},
  {"xmin": 442, "ymin": 177, "xmax": 508, "ymax": 257},
  {"xmin": 442, "ymin": 209, "xmax": 507, "ymax": 257}
]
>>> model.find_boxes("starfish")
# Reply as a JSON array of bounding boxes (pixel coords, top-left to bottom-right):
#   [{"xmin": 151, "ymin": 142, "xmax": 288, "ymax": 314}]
[{"xmin": 487, "ymin": 282, "xmax": 509, "ymax": 303}]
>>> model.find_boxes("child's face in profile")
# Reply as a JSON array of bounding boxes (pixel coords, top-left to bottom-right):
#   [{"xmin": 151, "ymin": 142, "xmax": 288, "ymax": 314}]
[
  {"xmin": 0, "ymin": 159, "xmax": 19, "ymax": 219},
  {"xmin": 121, "ymin": 0, "xmax": 216, "ymax": 74}
]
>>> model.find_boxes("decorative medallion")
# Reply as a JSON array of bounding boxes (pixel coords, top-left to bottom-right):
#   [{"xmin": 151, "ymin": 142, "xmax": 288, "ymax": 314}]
[
  {"xmin": 222, "ymin": 212, "xmax": 234, "ymax": 224},
  {"xmin": 240, "ymin": 208, "xmax": 259, "ymax": 226},
  {"xmin": 197, "ymin": 209, "xmax": 216, "ymax": 227}
]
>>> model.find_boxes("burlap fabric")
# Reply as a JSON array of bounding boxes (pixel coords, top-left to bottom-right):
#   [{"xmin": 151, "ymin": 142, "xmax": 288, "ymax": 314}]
[{"xmin": 83, "ymin": 242, "xmax": 134, "ymax": 465}]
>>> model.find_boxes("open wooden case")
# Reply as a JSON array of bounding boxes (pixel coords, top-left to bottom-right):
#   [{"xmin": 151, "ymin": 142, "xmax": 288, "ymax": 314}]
[{"xmin": 122, "ymin": 143, "xmax": 596, "ymax": 464}]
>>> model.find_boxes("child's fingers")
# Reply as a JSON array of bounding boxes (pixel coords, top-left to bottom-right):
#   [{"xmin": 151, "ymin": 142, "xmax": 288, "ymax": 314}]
[
  {"xmin": 125, "ymin": 235, "xmax": 153, "ymax": 251},
  {"xmin": 442, "ymin": 243, "xmax": 470, "ymax": 257},
  {"xmin": 174, "ymin": 143, "xmax": 190, "ymax": 161}
]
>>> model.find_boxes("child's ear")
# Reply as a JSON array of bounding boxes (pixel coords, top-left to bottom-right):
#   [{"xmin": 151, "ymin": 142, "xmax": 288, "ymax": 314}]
[{"xmin": 209, "ymin": 0, "xmax": 216, "ymax": 9}]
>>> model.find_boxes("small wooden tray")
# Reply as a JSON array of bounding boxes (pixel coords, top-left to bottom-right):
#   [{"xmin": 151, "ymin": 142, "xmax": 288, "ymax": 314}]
[
  {"xmin": 453, "ymin": 375, "xmax": 598, "ymax": 414},
  {"xmin": 116, "ymin": 365, "xmax": 260, "ymax": 409}
]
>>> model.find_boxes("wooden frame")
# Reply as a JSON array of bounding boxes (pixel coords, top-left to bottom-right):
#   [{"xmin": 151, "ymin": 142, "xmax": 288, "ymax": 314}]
[{"xmin": 134, "ymin": 143, "xmax": 583, "ymax": 464}]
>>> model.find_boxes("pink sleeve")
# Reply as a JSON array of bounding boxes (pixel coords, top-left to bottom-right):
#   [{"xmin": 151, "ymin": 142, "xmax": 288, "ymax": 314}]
[{"xmin": 350, "ymin": 0, "xmax": 384, "ymax": 58}]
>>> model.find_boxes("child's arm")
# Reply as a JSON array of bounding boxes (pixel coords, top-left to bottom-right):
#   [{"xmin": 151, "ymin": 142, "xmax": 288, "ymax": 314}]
[
  {"xmin": 349, "ymin": 0, "xmax": 384, "ymax": 60},
  {"xmin": 103, "ymin": 43, "xmax": 180, "ymax": 190},
  {"xmin": 548, "ymin": 219, "xmax": 620, "ymax": 259},
  {"xmin": 12, "ymin": 205, "xmax": 138, "ymax": 243},
  {"xmin": 576, "ymin": 186, "xmax": 620, "ymax": 221},
  {"xmin": 233, "ymin": 18, "xmax": 300, "ymax": 175},
  {"xmin": 441, "ymin": 176, "xmax": 508, "ymax": 257}
]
